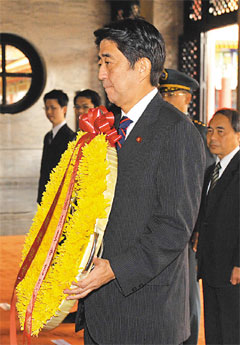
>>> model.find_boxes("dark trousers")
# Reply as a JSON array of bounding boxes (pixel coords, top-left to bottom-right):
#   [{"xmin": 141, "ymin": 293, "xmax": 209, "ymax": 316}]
[
  {"xmin": 202, "ymin": 279, "xmax": 240, "ymax": 345},
  {"xmin": 183, "ymin": 246, "xmax": 200, "ymax": 345}
]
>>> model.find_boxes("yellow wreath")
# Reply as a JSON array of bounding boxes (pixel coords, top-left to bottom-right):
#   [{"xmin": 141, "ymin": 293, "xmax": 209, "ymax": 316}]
[{"xmin": 15, "ymin": 129, "xmax": 118, "ymax": 336}]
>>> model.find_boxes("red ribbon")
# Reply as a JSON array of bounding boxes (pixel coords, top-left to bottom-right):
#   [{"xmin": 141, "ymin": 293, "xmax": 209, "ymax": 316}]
[{"xmin": 79, "ymin": 106, "xmax": 121, "ymax": 146}]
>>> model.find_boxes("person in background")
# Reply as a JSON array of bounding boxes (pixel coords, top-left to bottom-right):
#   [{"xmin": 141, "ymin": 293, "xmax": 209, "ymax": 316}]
[
  {"xmin": 159, "ymin": 68, "xmax": 215, "ymax": 169},
  {"xmin": 195, "ymin": 108, "xmax": 240, "ymax": 345},
  {"xmin": 64, "ymin": 18, "xmax": 205, "ymax": 345},
  {"xmin": 73, "ymin": 89, "xmax": 101, "ymax": 130},
  {"xmin": 158, "ymin": 69, "xmax": 215, "ymax": 345},
  {"xmin": 37, "ymin": 89, "xmax": 75, "ymax": 204}
]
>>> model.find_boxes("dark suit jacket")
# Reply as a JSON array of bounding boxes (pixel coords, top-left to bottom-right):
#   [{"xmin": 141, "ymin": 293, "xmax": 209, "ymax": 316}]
[
  {"xmin": 81, "ymin": 93, "xmax": 205, "ymax": 344},
  {"xmin": 196, "ymin": 150, "xmax": 240, "ymax": 287},
  {"xmin": 37, "ymin": 124, "xmax": 75, "ymax": 204}
]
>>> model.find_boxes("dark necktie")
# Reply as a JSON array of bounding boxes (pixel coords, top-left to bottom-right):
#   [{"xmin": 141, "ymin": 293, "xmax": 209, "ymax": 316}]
[
  {"xmin": 48, "ymin": 131, "xmax": 53, "ymax": 145},
  {"xmin": 208, "ymin": 162, "xmax": 221, "ymax": 193},
  {"xmin": 116, "ymin": 116, "xmax": 133, "ymax": 150}
]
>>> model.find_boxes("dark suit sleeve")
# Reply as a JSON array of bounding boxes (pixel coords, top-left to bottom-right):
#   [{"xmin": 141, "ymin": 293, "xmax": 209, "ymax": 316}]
[
  {"xmin": 232, "ymin": 243, "xmax": 240, "ymax": 267},
  {"xmin": 110, "ymin": 120, "xmax": 206, "ymax": 296},
  {"xmin": 37, "ymin": 126, "xmax": 76, "ymax": 204},
  {"xmin": 37, "ymin": 133, "xmax": 50, "ymax": 204},
  {"xmin": 231, "ymin": 170, "xmax": 240, "ymax": 267},
  {"xmin": 192, "ymin": 166, "xmax": 212, "ymax": 237}
]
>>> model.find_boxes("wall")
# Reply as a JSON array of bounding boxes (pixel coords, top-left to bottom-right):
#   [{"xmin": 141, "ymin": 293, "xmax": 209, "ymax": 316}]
[
  {"xmin": 140, "ymin": 0, "xmax": 184, "ymax": 68},
  {"xmin": 153, "ymin": 0, "xmax": 184, "ymax": 68},
  {"xmin": 0, "ymin": 0, "xmax": 110, "ymax": 235},
  {"xmin": 0, "ymin": 0, "xmax": 183, "ymax": 236}
]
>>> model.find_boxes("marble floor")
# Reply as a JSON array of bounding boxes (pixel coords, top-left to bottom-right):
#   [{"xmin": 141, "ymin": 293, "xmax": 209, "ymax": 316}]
[{"xmin": 0, "ymin": 178, "xmax": 38, "ymax": 236}]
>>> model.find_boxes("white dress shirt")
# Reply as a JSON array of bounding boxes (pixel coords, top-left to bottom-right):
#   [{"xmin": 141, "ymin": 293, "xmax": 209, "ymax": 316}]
[
  {"xmin": 52, "ymin": 120, "xmax": 66, "ymax": 138},
  {"xmin": 217, "ymin": 145, "xmax": 240, "ymax": 179},
  {"xmin": 207, "ymin": 146, "xmax": 240, "ymax": 193},
  {"xmin": 121, "ymin": 88, "xmax": 158, "ymax": 138}
]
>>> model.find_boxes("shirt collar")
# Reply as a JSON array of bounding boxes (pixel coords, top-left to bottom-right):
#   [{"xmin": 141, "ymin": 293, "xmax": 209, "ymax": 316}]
[
  {"xmin": 217, "ymin": 145, "xmax": 240, "ymax": 177},
  {"xmin": 52, "ymin": 120, "xmax": 66, "ymax": 138},
  {"xmin": 121, "ymin": 88, "xmax": 158, "ymax": 122}
]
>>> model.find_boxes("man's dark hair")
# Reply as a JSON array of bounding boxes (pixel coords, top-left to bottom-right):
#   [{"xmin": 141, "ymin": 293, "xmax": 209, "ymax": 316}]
[
  {"xmin": 94, "ymin": 18, "xmax": 166, "ymax": 87},
  {"xmin": 214, "ymin": 108, "xmax": 240, "ymax": 133},
  {"xmin": 44, "ymin": 89, "xmax": 69, "ymax": 107},
  {"xmin": 74, "ymin": 89, "xmax": 101, "ymax": 107}
]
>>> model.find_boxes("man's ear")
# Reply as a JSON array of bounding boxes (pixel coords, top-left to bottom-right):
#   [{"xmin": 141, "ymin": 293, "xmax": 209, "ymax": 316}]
[
  {"xmin": 185, "ymin": 92, "xmax": 192, "ymax": 106},
  {"xmin": 63, "ymin": 105, "xmax": 67, "ymax": 117},
  {"xmin": 237, "ymin": 132, "xmax": 240, "ymax": 145},
  {"xmin": 136, "ymin": 58, "xmax": 151, "ymax": 78}
]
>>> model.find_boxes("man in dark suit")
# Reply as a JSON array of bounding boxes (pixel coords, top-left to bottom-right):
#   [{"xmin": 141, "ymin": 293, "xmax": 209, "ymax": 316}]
[
  {"xmin": 37, "ymin": 89, "xmax": 75, "ymax": 204},
  {"xmin": 195, "ymin": 108, "xmax": 240, "ymax": 344},
  {"xmin": 159, "ymin": 69, "xmax": 216, "ymax": 345},
  {"xmin": 64, "ymin": 18, "xmax": 205, "ymax": 345},
  {"xmin": 73, "ymin": 89, "xmax": 101, "ymax": 130}
]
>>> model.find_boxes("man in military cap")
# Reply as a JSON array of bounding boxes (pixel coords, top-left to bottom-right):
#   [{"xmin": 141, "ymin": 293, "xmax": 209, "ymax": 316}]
[
  {"xmin": 159, "ymin": 69, "xmax": 215, "ymax": 345},
  {"xmin": 159, "ymin": 68, "xmax": 215, "ymax": 168}
]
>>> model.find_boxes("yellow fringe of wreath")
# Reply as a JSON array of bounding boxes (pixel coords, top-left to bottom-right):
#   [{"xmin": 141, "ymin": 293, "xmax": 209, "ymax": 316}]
[{"xmin": 16, "ymin": 131, "xmax": 117, "ymax": 336}]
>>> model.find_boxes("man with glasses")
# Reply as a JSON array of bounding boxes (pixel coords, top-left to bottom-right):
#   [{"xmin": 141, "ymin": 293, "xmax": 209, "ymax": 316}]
[
  {"xmin": 196, "ymin": 108, "xmax": 240, "ymax": 345},
  {"xmin": 73, "ymin": 89, "xmax": 101, "ymax": 130},
  {"xmin": 37, "ymin": 89, "xmax": 75, "ymax": 204}
]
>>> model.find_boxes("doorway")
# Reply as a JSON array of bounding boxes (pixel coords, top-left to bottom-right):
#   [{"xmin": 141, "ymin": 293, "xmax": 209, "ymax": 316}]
[{"xmin": 202, "ymin": 24, "xmax": 238, "ymax": 123}]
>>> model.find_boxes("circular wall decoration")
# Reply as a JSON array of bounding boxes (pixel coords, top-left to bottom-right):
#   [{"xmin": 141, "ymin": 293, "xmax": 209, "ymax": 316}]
[{"xmin": 0, "ymin": 33, "xmax": 46, "ymax": 114}]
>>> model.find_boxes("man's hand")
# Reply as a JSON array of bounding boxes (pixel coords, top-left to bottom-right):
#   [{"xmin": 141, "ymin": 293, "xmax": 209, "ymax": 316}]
[
  {"xmin": 230, "ymin": 266, "xmax": 240, "ymax": 285},
  {"xmin": 191, "ymin": 231, "xmax": 199, "ymax": 252},
  {"xmin": 63, "ymin": 257, "xmax": 115, "ymax": 299}
]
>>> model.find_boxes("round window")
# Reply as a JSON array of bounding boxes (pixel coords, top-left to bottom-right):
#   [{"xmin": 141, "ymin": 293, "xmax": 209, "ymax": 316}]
[{"xmin": 0, "ymin": 33, "xmax": 46, "ymax": 114}]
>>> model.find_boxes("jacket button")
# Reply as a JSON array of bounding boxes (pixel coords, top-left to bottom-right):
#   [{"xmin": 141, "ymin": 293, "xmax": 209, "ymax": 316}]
[
  {"xmin": 139, "ymin": 283, "xmax": 144, "ymax": 288},
  {"xmin": 132, "ymin": 287, "xmax": 137, "ymax": 292}
]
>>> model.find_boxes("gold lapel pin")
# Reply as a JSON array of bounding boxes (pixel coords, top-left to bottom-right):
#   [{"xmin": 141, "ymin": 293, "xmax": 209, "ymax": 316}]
[{"xmin": 136, "ymin": 136, "xmax": 142, "ymax": 143}]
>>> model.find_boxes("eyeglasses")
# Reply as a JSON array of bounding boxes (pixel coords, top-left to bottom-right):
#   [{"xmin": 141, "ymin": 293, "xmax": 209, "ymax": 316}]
[
  {"xmin": 73, "ymin": 105, "xmax": 90, "ymax": 110},
  {"xmin": 160, "ymin": 91, "xmax": 188, "ymax": 98}
]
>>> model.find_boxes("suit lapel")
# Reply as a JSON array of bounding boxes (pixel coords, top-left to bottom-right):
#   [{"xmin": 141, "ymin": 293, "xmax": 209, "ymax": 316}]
[
  {"xmin": 46, "ymin": 131, "xmax": 53, "ymax": 146},
  {"xmin": 202, "ymin": 165, "xmax": 213, "ymax": 201},
  {"xmin": 206, "ymin": 151, "xmax": 240, "ymax": 215},
  {"xmin": 118, "ymin": 93, "xmax": 165, "ymax": 157},
  {"xmin": 52, "ymin": 124, "xmax": 67, "ymax": 144}
]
